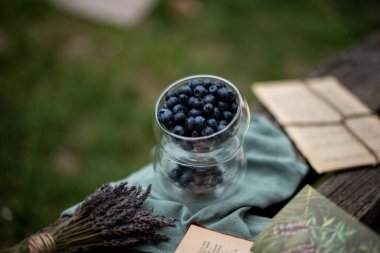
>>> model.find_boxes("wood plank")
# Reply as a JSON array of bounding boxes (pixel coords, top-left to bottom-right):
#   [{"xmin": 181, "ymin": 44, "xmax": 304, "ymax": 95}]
[
  {"xmin": 317, "ymin": 166, "xmax": 380, "ymax": 226},
  {"xmin": 308, "ymin": 31, "xmax": 380, "ymax": 113}
]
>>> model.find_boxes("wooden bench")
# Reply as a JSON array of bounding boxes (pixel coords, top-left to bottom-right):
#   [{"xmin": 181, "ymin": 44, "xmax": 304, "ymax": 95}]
[{"xmin": 254, "ymin": 30, "xmax": 380, "ymax": 230}]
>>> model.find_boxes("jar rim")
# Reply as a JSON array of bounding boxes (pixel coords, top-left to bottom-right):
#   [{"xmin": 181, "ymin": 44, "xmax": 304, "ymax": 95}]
[{"xmin": 155, "ymin": 74, "xmax": 244, "ymax": 141}]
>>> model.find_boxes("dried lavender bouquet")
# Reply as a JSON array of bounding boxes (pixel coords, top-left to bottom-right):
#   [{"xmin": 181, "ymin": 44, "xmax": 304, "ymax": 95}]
[{"xmin": 1, "ymin": 182, "xmax": 176, "ymax": 253}]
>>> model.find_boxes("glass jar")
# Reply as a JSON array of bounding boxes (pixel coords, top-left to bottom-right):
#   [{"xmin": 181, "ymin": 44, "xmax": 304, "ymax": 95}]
[{"xmin": 153, "ymin": 75, "xmax": 250, "ymax": 205}]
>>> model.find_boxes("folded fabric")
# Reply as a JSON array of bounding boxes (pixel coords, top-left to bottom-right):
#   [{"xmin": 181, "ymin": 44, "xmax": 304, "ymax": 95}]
[{"xmin": 62, "ymin": 115, "xmax": 308, "ymax": 252}]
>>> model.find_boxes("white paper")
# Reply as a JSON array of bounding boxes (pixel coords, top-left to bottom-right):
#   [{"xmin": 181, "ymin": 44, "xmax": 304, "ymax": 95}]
[
  {"xmin": 285, "ymin": 125, "xmax": 376, "ymax": 173},
  {"xmin": 307, "ymin": 76, "xmax": 370, "ymax": 116},
  {"xmin": 252, "ymin": 80, "xmax": 341, "ymax": 125},
  {"xmin": 345, "ymin": 115, "xmax": 380, "ymax": 161}
]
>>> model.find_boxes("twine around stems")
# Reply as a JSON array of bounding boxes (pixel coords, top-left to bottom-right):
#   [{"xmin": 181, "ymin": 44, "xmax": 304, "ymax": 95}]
[{"xmin": 28, "ymin": 233, "xmax": 56, "ymax": 253}]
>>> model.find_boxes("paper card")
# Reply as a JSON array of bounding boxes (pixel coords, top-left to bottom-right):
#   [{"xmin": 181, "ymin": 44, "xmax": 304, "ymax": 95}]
[
  {"xmin": 251, "ymin": 185, "xmax": 380, "ymax": 253},
  {"xmin": 285, "ymin": 125, "xmax": 376, "ymax": 173},
  {"xmin": 306, "ymin": 76, "xmax": 371, "ymax": 116},
  {"xmin": 175, "ymin": 225, "xmax": 253, "ymax": 253},
  {"xmin": 252, "ymin": 80, "xmax": 341, "ymax": 125},
  {"xmin": 345, "ymin": 115, "xmax": 380, "ymax": 161}
]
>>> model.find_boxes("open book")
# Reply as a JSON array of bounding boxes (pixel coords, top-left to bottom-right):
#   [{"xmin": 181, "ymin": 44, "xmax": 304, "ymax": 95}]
[
  {"xmin": 252, "ymin": 76, "xmax": 380, "ymax": 173},
  {"xmin": 174, "ymin": 185, "xmax": 380, "ymax": 253}
]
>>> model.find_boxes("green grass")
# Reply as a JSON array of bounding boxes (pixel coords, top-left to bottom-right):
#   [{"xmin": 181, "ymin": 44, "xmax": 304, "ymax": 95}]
[{"xmin": 0, "ymin": 0, "xmax": 379, "ymax": 246}]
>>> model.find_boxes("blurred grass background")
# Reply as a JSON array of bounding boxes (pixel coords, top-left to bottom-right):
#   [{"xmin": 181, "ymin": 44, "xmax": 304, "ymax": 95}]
[{"xmin": 0, "ymin": 0, "xmax": 379, "ymax": 247}]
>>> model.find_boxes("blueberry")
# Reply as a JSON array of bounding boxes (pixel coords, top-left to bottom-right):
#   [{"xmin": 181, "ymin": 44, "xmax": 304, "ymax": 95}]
[
  {"xmin": 220, "ymin": 120, "xmax": 228, "ymax": 125},
  {"xmin": 217, "ymin": 123, "xmax": 227, "ymax": 132},
  {"xmin": 174, "ymin": 112, "xmax": 187, "ymax": 125},
  {"xmin": 206, "ymin": 118, "xmax": 218, "ymax": 130},
  {"xmin": 178, "ymin": 94, "xmax": 188, "ymax": 104},
  {"xmin": 172, "ymin": 125, "xmax": 186, "ymax": 136},
  {"xmin": 212, "ymin": 107, "xmax": 222, "ymax": 120},
  {"xmin": 191, "ymin": 165, "xmax": 224, "ymax": 189},
  {"xmin": 230, "ymin": 103, "xmax": 238, "ymax": 113},
  {"xmin": 172, "ymin": 104, "xmax": 188, "ymax": 114},
  {"xmin": 216, "ymin": 87, "xmax": 228, "ymax": 99},
  {"xmin": 202, "ymin": 103, "xmax": 214, "ymax": 116},
  {"xmin": 193, "ymin": 166, "xmax": 218, "ymax": 176},
  {"xmin": 179, "ymin": 140, "xmax": 193, "ymax": 150},
  {"xmin": 203, "ymin": 94, "xmax": 217, "ymax": 105},
  {"xmin": 165, "ymin": 121, "xmax": 174, "ymax": 131},
  {"xmin": 203, "ymin": 79, "xmax": 212, "ymax": 88},
  {"xmin": 165, "ymin": 90, "xmax": 178, "ymax": 100},
  {"xmin": 217, "ymin": 101, "xmax": 230, "ymax": 111},
  {"xmin": 179, "ymin": 170, "xmax": 193, "ymax": 187},
  {"xmin": 202, "ymin": 126, "xmax": 215, "ymax": 136},
  {"xmin": 211, "ymin": 167, "xmax": 223, "ymax": 177},
  {"xmin": 194, "ymin": 116, "xmax": 206, "ymax": 131},
  {"xmin": 189, "ymin": 79, "xmax": 201, "ymax": 90},
  {"xmin": 223, "ymin": 111, "xmax": 233, "ymax": 122},
  {"xmin": 185, "ymin": 116, "xmax": 195, "ymax": 131},
  {"xmin": 191, "ymin": 130, "xmax": 200, "ymax": 137},
  {"xmin": 215, "ymin": 80, "xmax": 225, "ymax": 88},
  {"xmin": 178, "ymin": 164, "xmax": 192, "ymax": 171},
  {"xmin": 169, "ymin": 168, "xmax": 183, "ymax": 181},
  {"xmin": 188, "ymin": 108, "xmax": 202, "ymax": 117},
  {"xmin": 166, "ymin": 96, "xmax": 179, "ymax": 109},
  {"xmin": 216, "ymin": 170, "xmax": 223, "ymax": 178},
  {"xmin": 208, "ymin": 174, "xmax": 223, "ymax": 186},
  {"xmin": 208, "ymin": 85, "xmax": 218, "ymax": 95},
  {"xmin": 215, "ymin": 176, "xmax": 224, "ymax": 184},
  {"xmin": 217, "ymin": 87, "xmax": 235, "ymax": 102},
  {"xmin": 188, "ymin": 96, "xmax": 196, "ymax": 108},
  {"xmin": 226, "ymin": 90, "xmax": 236, "ymax": 102},
  {"xmin": 194, "ymin": 86, "xmax": 208, "ymax": 97},
  {"xmin": 157, "ymin": 108, "xmax": 173, "ymax": 124},
  {"xmin": 193, "ymin": 97, "xmax": 204, "ymax": 109},
  {"xmin": 178, "ymin": 85, "xmax": 193, "ymax": 96}
]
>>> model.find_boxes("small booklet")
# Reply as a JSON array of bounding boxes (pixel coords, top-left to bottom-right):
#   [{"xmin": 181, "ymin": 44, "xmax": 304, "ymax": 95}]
[
  {"xmin": 174, "ymin": 186, "xmax": 380, "ymax": 253},
  {"xmin": 251, "ymin": 185, "xmax": 380, "ymax": 252},
  {"xmin": 175, "ymin": 224, "xmax": 253, "ymax": 253},
  {"xmin": 252, "ymin": 76, "xmax": 380, "ymax": 173}
]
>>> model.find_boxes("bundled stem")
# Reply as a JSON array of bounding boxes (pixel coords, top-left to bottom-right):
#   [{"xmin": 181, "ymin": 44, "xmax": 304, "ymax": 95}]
[{"xmin": 1, "ymin": 182, "xmax": 176, "ymax": 253}]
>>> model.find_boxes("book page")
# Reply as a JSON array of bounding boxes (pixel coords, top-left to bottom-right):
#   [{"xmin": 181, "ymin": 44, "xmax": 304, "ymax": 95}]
[
  {"xmin": 251, "ymin": 185, "xmax": 380, "ymax": 253},
  {"xmin": 285, "ymin": 125, "xmax": 376, "ymax": 173},
  {"xmin": 306, "ymin": 76, "xmax": 371, "ymax": 116},
  {"xmin": 252, "ymin": 80, "xmax": 341, "ymax": 125},
  {"xmin": 175, "ymin": 225, "xmax": 253, "ymax": 253},
  {"xmin": 345, "ymin": 115, "xmax": 380, "ymax": 161}
]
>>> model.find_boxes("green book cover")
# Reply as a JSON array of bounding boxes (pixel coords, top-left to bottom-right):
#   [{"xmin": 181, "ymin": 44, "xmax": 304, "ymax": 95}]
[{"xmin": 251, "ymin": 185, "xmax": 380, "ymax": 253}]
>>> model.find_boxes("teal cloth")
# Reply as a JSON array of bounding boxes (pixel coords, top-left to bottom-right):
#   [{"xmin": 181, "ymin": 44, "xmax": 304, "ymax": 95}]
[{"xmin": 61, "ymin": 115, "xmax": 308, "ymax": 252}]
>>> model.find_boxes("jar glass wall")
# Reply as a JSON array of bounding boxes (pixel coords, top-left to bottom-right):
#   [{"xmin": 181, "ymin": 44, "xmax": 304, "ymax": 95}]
[{"xmin": 153, "ymin": 75, "xmax": 250, "ymax": 205}]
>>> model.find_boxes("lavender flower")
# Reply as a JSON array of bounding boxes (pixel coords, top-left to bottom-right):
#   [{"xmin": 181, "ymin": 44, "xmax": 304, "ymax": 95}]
[{"xmin": 1, "ymin": 182, "xmax": 176, "ymax": 253}]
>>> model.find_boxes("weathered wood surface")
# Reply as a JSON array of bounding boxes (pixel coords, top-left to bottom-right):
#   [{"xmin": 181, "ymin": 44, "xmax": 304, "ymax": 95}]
[
  {"xmin": 316, "ymin": 166, "xmax": 380, "ymax": 227},
  {"xmin": 309, "ymin": 31, "xmax": 380, "ymax": 229},
  {"xmin": 309, "ymin": 31, "xmax": 380, "ymax": 113},
  {"xmin": 254, "ymin": 30, "xmax": 380, "ymax": 229}
]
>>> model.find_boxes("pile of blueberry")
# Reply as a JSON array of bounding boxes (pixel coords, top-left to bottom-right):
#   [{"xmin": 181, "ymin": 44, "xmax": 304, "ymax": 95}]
[
  {"xmin": 157, "ymin": 79, "xmax": 239, "ymax": 138},
  {"xmin": 168, "ymin": 164, "xmax": 223, "ymax": 192}
]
